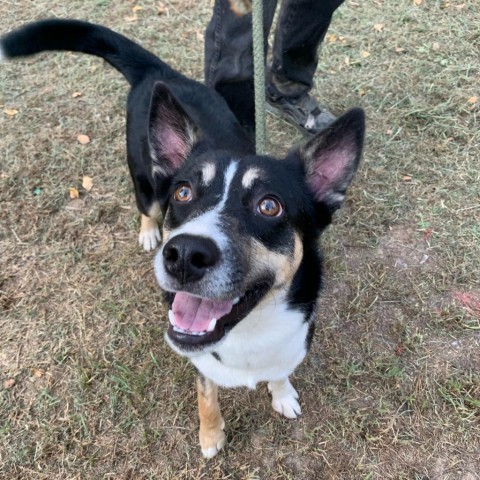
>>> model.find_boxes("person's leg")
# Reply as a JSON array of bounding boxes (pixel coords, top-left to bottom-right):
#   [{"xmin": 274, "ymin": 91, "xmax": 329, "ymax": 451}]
[
  {"xmin": 204, "ymin": 0, "xmax": 277, "ymax": 131},
  {"xmin": 267, "ymin": 0, "xmax": 345, "ymax": 134}
]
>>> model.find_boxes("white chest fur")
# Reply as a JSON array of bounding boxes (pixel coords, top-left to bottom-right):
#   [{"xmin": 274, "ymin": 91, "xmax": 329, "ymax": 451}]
[{"xmin": 190, "ymin": 292, "xmax": 309, "ymax": 389}]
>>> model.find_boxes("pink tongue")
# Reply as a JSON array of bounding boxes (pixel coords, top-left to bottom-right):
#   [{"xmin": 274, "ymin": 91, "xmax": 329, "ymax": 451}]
[{"xmin": 172, "ymin": 292, "xmax": 233, "ymax": 332}]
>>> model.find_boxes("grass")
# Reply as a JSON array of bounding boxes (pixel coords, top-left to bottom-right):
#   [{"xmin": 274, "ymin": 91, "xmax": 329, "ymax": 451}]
[{"xmin": 1, "ymin": 0, "xmax": 479, "ymax": 478}]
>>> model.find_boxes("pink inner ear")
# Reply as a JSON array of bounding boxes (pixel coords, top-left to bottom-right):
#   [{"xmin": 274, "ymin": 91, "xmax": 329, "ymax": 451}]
[
  {"xmin": 307, "ymin": 148, "xmax": 351, "ymax": 201},
  {"xmin": 154, "ymin": 126, "xmax": 188, "ymax": 171}
]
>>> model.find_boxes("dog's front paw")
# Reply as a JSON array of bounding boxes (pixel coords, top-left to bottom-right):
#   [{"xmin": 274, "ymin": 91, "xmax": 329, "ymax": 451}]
[
  {"xmin": 138, "ymin": 226, "xmax": 161, "ymax": 251},
  {"xmin": 268, "ymin": 379, "xmax": 301, "ymax": 419},
  {"xmin": 200, "ymin": 421, "xmax": 226, "ymax": 459}
]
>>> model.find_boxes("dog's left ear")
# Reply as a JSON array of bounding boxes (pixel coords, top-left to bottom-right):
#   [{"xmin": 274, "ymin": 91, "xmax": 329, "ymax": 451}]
[
  {"xmin": 149, "ymin": 82, "xmax": 199, "ymax": 178},
  {"xmin": 298, "ymin": 108, "xmax": 365, "ymax": 214}
]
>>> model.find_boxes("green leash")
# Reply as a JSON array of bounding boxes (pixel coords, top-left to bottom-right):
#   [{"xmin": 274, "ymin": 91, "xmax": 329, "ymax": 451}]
[{"xmin": 251, "ymin": 0, "xmax": 266, "ymax": 154}]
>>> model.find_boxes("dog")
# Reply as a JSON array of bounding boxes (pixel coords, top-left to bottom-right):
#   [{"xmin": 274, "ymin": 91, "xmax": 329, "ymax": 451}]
[{"xmin": 1, "ymin": 19, "xmax": 365, "ymax": 458}]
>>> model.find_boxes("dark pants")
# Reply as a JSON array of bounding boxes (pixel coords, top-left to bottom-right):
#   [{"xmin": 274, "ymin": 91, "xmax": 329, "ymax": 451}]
[{"xmin": 204, "ymin": 0, "xmax": 345, "ymax": 127}]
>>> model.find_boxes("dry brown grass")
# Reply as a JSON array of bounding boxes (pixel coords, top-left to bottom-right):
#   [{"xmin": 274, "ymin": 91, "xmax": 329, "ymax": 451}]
[{"xmin": 1, "ymin": 1, "xmax": 479, "ymax": 478}]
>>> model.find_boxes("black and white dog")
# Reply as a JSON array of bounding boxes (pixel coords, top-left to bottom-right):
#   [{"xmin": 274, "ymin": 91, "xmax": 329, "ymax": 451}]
[{"xmin": 1, "ymin": 20, "xmax": 364, "ymax": 458}]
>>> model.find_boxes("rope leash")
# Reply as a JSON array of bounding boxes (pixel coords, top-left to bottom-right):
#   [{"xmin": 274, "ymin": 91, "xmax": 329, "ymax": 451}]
[{"xmin": 251, "ymin": 0, "xmax": 266, "ymax": 154}]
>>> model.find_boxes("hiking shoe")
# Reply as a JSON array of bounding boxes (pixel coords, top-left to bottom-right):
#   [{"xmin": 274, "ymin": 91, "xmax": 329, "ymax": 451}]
[{"xmin": 266, "ymin": 92, "xmax": 336, "ymax": 136}]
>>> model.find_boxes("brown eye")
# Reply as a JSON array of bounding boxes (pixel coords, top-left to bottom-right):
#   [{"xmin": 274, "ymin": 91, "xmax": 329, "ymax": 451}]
[
  {"xmin": 173, "ymin": 184, "xmax": 193, "ymax": 202},
  {"xmin": 257, "ymin": 196, "xmax": 283, "ymax": 217}
]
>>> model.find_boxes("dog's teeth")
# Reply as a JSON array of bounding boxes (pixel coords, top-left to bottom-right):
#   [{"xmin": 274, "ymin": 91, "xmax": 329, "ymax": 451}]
[
  {"xmin": 207, "ymin": 318, "xmax": 217, "ymax": 332},
  {"xmin": 173, "ymin": 326, "xmax": 183, "ymax": 333},
  {"xmin": 168, "ymin": 310, "xmax": 176, "ymax": 326},
  {"xmin": 233, "ymin": 297, "xmax": 240, "ymax": 305}
]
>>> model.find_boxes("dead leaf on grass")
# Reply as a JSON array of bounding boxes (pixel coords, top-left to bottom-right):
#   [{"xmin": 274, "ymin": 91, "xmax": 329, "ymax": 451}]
[
  {"xmin": 69, "ymin": 187, "xmax": 80, "ymax": 199},
  {"xmin": 467, "ymin": 96, "xmax": 478, "ymax": 104},
  {"xmin": 82, "ymin": 176, "xmax": 93, "ymax": 191},
  {"xmin": 374, "ymin": 23, "xmax": 384, "ymax": 32},
  {"xmin": 3, "ymin": 379, "xmax": 15, "ymax": 389},
  {"xmin": 158, "ymin": 2, "xmax": 167, "ymax": 15},
  {"xmin": 4, "ymin": 108, "xmax": 19, "ymax": 116},
  {"xmin": 395, "ymin": 47, "xmax": 406, "ymax": 53},
  {"xmin": 326, "ymin": 34, "xmax": 338, "ymax": 43},
  {"xmin": 124, "ymin": 15, "xmax": 138, "ymax": 22},
  {"xmin": 32, "ymin": 368, "xmax": 45, "ymax": 378},
  {"xmin": 402, "ymin": 174, "xmax": 412, "ymax": 182},
  {"xmin": 453, "ymin": 291, "xmax": 480, "ymax": 318},
  {"xmin": 413, "ymin": 0, "xmax": 422, "ymax": 5},
  {"xmin": 77, "ymin": 134, "xmax": 90, "ymax": 145},
  {"xmin": 361, "ymin": 50, "xmax": 370, "ymax": 58},
  {"xmin": 72, "ymin": 91, "xmax": 82, "ymax": 98},
  {"xmin": 132, "ymin": 5, "xmax": 143, "ymax": 12}
]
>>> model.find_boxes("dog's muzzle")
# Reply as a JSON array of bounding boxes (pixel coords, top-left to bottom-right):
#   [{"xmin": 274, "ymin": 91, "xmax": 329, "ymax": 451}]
[{"xmin": 155, "ymin": 234, "xmax": 274, "ymax": 353}]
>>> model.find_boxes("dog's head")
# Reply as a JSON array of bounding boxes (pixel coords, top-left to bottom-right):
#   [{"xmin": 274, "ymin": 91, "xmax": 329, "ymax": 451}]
[{"xmin": 149, "ymin": 83, "xmax": 365, "ymax": 356}]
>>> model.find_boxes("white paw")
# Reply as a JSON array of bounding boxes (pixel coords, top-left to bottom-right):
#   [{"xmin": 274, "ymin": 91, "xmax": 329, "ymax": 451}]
[
  {"xmin": 268, "ymin": 380, "xmax": 301, "ymax": 419},
  {"xmin": 138, "ymin": 227, "xmax": 161, "ymax": 251},
  {"xmin": 201, "ymin": 428, "xmax": 226, "ymax": 459}
]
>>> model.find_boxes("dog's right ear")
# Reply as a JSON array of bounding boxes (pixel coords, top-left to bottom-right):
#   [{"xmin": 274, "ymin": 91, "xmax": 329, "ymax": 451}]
[{"xmin": 149, "ymin": 82, "xmax": 199, "ymax": 178}]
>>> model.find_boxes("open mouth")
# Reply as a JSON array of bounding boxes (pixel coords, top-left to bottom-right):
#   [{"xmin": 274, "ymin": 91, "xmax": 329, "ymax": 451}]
[{"xmin": 166, "ymin": 281, "xmax": 272, "ymax": 349}]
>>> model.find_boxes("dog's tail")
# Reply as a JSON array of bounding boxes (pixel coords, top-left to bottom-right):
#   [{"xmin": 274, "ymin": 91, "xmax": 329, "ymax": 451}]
[{"xmin": 0, "ymin": 19, "xmax": 176, "ymax": 85}]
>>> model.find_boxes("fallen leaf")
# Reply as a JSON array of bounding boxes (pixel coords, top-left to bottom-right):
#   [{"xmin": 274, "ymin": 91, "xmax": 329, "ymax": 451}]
[
  {"xmin": 344, "ymin": 56, "xmax": 350, "ymax": 66},
  {"xmin": 423, "ymin": 227, "xmax": 434, "ymax": 241},
  {"xmin": 432, "ymin": 42, "xmax": 440, "ymax": 51},
  {"xmin": 72, "ymin": 91, "xmax": 82, "ymax": 98},
  {"xmin": 132, "ymin": 5, "xmax": 143, "ymax": 12},
  {"xmin": 69, "ymin": 187, "xmax": 80, "ymax": 199},
  {"xmin": 453, "ymin": 291, "xmax": 480, "ymax": 318},
  {"xmin": 77, "ymin": 134, "xmax": 90, "ymax": 145},
  {"xmin": 326, "ymin": 34, "xmax": 338, "ymax": 43},
  {"xmin": 32, "ymin": 368, "xmax": 44, "ymax": 378},
  {"xmin": 361, "ymin": 50, "xmax": 370, "ymax": 58},
  {"xmin": 4, "ymin": 108, "xmax": 19, "ymax": 116},
  {"xmin": 359, "ymin": 88, "xmax": 366, "ymax": 97},
  {"xmin": 402, "ymin": 174, "xmax": 412, "ymax": 182},
  {"xmin": 374, "ymin": 23, "xmax": 384, "ymax": 32},
  {"xmin": 124, "ymin": 15, "xmax": 138, "ymax": 22},
  {"xmin": 82, "ymin": 176, "xmax": 93, "ymax": 191},
  {"xmin": 158, "ymin": 2, "xmax": 167, "ymax": 14},
  {"xmin": 455, "ymin": 3, "xmax": 466, "ymax": 9},
  {"xmin": 3, "ymin": 379, "xmax": 15, "ymax": 389},
  {"xmin": 395, "ymin": 47, "xmax": 406, "ymax": 53},
  {"xmin": 413, "ymin": 0, "xmax": 422, "ymax": 5},
  {"xmin": 196, "ymin": 31, "xmax": 204, "ymax": 41},
  {"xmin": 386, "ymin": 128, "xmax": 393, "ymax": 135},
  {"xmin": 394, "ymin": 344, "xmax": 405, "ymax": 356},
  {"xmin": 467, "ymin": 96, "xmax": 478, "ymax": 104}
]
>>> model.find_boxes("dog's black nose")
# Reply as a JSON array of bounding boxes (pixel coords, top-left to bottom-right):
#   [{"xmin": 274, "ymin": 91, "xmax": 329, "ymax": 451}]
[{"xmin": 162, "ymin": 234, "xmax": 220, "ymax": 283}]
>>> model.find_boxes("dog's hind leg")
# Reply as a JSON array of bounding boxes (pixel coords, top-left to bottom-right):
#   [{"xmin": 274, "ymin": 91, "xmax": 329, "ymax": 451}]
[
  {"xmin": 197, "ymin": 375, "xmax": 226, "ymax": 459},
  {"xmin": 268, "ymin": 378, "xmax": 301, "ymax": 419},
  {"xmin": 138, "ymin": 201, "xmax": 161, "ymax": 251}
]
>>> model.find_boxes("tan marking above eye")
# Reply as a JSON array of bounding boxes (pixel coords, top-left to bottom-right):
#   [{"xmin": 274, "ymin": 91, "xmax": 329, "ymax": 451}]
[
  {"xmin": 257, "ymin": 196, "xmax": 282, "ymax": 217},
  {"xmin": 174, "ymin": 184, "xmax": 193, "ymax": 202}
]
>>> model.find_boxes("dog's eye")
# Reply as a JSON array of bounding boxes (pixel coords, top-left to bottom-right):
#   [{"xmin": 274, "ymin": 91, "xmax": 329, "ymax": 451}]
[
  {"xmin": 173, "ymin": 184, "xmax": 193, "ymax": 202},
  {"xmin": 257, "ymin": 196, "xmax": 283, "ymax": 217}
]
